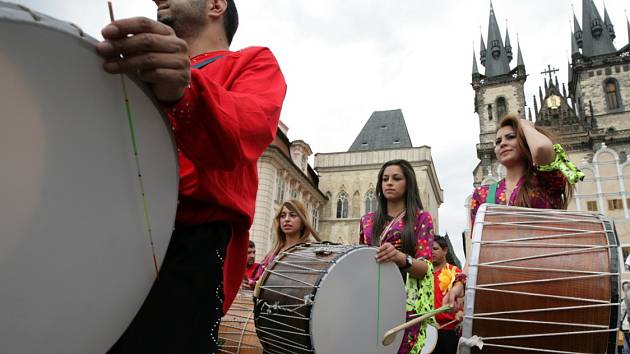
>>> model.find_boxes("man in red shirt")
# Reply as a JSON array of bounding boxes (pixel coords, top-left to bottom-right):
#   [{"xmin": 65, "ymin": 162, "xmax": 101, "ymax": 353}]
[
  {"xmin": 97, "ymin": 1, "xmax": 286, "ymax": 353},
  {"xmin": 432, "ymin": 236, "xmax": 463, "ymax": 354}
]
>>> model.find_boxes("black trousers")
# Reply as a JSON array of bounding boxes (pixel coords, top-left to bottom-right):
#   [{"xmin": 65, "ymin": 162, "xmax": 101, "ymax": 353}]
[
  {"xmin": 108, "ymin": 222, "xmax": 231, "ymax": 354},
  {"xmin": 433, "ymin": 329, "xmax": 459, "ymax": 354}
]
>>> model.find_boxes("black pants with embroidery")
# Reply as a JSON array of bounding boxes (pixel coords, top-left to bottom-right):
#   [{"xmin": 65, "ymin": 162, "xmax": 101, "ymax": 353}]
[{"xmin": 108, "ymin": 222, "xmax": 231, "ymax": 354}]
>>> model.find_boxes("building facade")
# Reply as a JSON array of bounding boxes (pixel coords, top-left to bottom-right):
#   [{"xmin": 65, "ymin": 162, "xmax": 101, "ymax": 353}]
[
  {"xmin": 250, "ymin": 122, "xmax": 327, "ymax": 260},
  {"xmin": 467, "ymin": 1, "xmax": 630, "ymax": 274},
  {"xmin": 315, "ymin": 110, "xmax": 444, "ymax": 245}
]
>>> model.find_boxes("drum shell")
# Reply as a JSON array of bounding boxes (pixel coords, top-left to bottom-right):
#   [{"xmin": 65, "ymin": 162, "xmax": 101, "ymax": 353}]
[
  {"xmin": 218, "ymin": 290, "xmax": 262, "ymax": 354},
  {"xmin": 463, "ymin": 204, "xmax": 620, "ymax": 354}
]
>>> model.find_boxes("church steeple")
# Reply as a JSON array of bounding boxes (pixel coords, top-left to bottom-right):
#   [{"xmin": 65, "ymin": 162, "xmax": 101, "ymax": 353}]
[
  {"xmin": 604, "ymin": 6, "xmax": 615, "ymax": 40},
  {"xmin": 580, "ymin": 0, "xmax": 616, "ymax": 57},
  {"xmin": 626, "ymin": 11, "xmax": 630, "ymax": 46},
  {"xmin": 505, "ymin": 27, "xmax": 513, "ymax": 63},
  {"xmin": 483, "ymin": 2, "xmax": 511, "ymax": 77},
  {"xmin": 472, "ymin": 49, "xmax": 479, "ymax": 75},
  {"xmin": 479, "ymin": 33, "xmax": 487, "ymax": 66},
  {"xmin": 573, "ymin": 11, "xmax": 584, "ymax": 48}
]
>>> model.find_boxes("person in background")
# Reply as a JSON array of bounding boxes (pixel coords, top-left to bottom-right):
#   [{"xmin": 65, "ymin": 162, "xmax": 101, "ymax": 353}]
[
  {"xmin": 242, "ymin": 240, "xmax": 260, "ymax": 290},
  {"xmin": 431, "ymin": 235, "xmax": 462, "ymax": 354}
]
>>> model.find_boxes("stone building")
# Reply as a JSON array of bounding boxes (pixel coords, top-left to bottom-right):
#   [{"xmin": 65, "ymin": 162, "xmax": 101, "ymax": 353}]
[
  {"xmin": 250, "ymin": 121, "xmax": 327, "ymax": 260},
  {"xmin": 314, "ymin": 109, "xmax": 444, "ymax": 245},
  {"xmin": 467, "ymin": 1, "xmax": 630, "ymax": 272}
]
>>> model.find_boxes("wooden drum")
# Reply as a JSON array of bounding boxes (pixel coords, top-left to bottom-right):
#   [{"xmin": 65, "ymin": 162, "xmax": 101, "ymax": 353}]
[
  {"xmin": 462, "ymin": 204, "xmax": 620, "ymax": 353},
  {"xmin": 218, "ymin": 289, "xmax": 262, "ymax": 354}
]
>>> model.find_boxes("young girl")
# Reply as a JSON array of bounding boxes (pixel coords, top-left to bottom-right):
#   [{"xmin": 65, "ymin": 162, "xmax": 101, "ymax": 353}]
[
  {"xmin": 359, "ymin": 159, "xmax": 435, "ymax": 354},
  {"xmin": 445, "ymin": 115, "xmax": 583, "ymax": 307}
]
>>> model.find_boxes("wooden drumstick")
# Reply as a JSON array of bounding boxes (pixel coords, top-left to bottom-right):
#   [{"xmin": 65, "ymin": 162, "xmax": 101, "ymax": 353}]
[{"xmin": 382, "ymin": 306, "xmax": 451, "ymax": 346}]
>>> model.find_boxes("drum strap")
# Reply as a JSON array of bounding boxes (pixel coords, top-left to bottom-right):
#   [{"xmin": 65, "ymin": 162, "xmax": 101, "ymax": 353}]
[
  {"xmin": 487, "ymin": 182, "xmax": 498, "ymax": 205},
  {"xmin": 192, "ymin": 55, "xmax": 225, "ymax": 69}
]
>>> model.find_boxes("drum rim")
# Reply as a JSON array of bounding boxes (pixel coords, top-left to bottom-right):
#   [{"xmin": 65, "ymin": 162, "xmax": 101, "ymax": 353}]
[
  {"xmin": 0, "ymin": 1, "xmax": 178, "ymax": 156},
  {"xmin": 461, "ymin": 203, "xmax": 487, "ymax": 354}
]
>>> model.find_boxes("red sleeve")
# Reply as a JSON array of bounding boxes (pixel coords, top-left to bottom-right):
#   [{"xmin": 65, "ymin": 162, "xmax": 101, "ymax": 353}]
[
  {"xmin": 167, "ymin": 48, "xmax": 287, "ymax": 171},
  {"xmin": 469, "ymin": 186, "xmax": 486, "ymax": 233},
  {"xmin": 535, "ymin": 170, "xmax": 567, "ymax": 196}
]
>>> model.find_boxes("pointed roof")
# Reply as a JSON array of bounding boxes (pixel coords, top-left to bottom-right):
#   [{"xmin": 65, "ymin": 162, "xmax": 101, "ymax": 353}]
[
  {"xmin": 627, "ymin": 12, "xmax": 630, "ymax": 45},
  {"xmin": 604, "ymin": 6, "xmax": 616, "ymax": 40},
  {"xmin": 348, "ymin": 109, "xmax": 413, "ymax": 152},
  {"xmin": 571, "ymin": 30, "xmax": 580, "ymax": 55},
  {"xmin": 516, "ymin": 40, "xmax": 525, "ymax": 67},
  {"xmin": 484, "ymin": 3, "xmax": 511, "ymax": 77},
  {"xmin": 505, "ymin": 27, "xmax": 513, "ymax": 62},
  {"xmin": 573, "ymin": 12, "xmax": 583, "ymax": 34},
  {"xmin": 580, "ymin": 0, "xmax": 616, "ymax": 57},
  {"xmin": 472, "ymin": 49, "xmax": 479, "ymax": 74}
]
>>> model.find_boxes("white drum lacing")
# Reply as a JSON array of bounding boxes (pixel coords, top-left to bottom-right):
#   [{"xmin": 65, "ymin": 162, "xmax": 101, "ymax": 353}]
[{"xmin": 459, "ymin": 207, "xmax": 619, "ymax": 354}]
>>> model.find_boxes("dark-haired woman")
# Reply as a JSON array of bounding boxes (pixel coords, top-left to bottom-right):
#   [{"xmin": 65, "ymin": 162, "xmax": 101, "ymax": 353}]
[
  {"xmin": 445, "ymin": 115, "xmax": 583, "ymax": 308},
  {"xmin": 359, "ymin": 159, "xmax": 435, "ymax": 354}
]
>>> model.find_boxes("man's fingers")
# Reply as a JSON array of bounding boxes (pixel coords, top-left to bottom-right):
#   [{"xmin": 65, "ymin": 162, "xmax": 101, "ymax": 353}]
[
  {"xmin": 138, "ymin": 68, "xmax": 190, "ymax": 86},
  {"xmin": 97, "ymin": 33, "xmax": 187, "ymax": 58},
  {"xmin": 104, "ymin": 53, "xmax": 189, "ymax": 74},
  {"xmin": 101, "ymin": 17, "xmax": 174, "ymax": 39}
]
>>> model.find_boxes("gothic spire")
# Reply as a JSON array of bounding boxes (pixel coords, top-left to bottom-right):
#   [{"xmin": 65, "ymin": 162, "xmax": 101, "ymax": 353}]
[
  {"xmin": 480, "ymin": 33, "xmax": 487, "ymax": 66},
  {"xmin": 626, "ymin": 11, "xmax": 630, "ymax": 45},
  {"xmin": 573, "ymin": 11, "xmax": 583, "ymax": 48},
  {"xmin": 505, "ymin": 27, "xmax": 513, "ymax": 62},
  {"xmin": 604, "ymin": 6, "xmax": 615, "ymax": 40},
  {"xmin": 472, "ymin": 49, "xmax": 479, "ymax": 75},
  {"xmin": 484, "ymin": 3, "xmax": 511, "ymax": 77},
  {"xmin": 571, "ymin": 30, "xmax": 580, "ymax": 55},
  {"xmin": 580, "ymin": 0, "xmax": 616, "ymax": 57},
  {"xmin": 516, "ymin": 39, "xmax": 525, "ymax": 67}
]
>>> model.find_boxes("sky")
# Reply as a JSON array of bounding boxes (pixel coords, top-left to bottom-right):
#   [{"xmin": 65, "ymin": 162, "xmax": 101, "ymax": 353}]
[{"xmin": 12, "ymin": 0, "xmax": 630, "ymax": 262}]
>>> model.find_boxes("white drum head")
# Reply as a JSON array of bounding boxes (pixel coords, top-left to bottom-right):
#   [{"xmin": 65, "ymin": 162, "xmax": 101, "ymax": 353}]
[
  {"xmin": 0, "ymin": 3, "xmax": 177, "ymax": 354},
  {"xmin": 421, "ymin": 324, "xmax": 438, "ymax": 354},
  {"xmin": 310, "ymin": 247, "xmax": 406, "ymax": 354}
]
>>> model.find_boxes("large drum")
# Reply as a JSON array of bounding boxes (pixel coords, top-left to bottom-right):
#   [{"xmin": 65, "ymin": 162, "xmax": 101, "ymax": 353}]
[
  {"xmin": 462, "ymin": 204, "xmax": 620, "ymax": 353},
  {"xmin": 219, "ymin": 289, "xmax": 263, "ymax": 354},
  {"xmin": 0, "ymin": 3, "xmax": 178, "ymax": 354},
  {"xmin": 254, "ymin": 243, "xmax": 406, "ymax": 354}
]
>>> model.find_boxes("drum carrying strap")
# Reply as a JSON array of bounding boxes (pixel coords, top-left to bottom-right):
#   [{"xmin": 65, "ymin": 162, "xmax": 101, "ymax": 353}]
[
  {"xmin": 192, "ymin": 55, "xmax": 224, "ymax": 69},
  {"xmin": 487, "ymin": 182, "xmax": 498, "ymax": 205}
]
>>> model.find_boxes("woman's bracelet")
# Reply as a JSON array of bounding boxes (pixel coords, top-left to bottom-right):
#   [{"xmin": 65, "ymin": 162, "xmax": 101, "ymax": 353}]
[{"xmin": 454, "ymin": 273, "xmax": 467, "ymax": 287}]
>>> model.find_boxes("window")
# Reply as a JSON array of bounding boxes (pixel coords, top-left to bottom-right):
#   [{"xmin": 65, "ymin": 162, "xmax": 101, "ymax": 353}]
[
  {"xmin": 496, "ymin": 97, "xmax": 507, "ymax": 119},
  {"xmin": 604, "ymin": 79, "xmax": 621, "ymax": 110},
  {"xmin": 311, "ymin": 207, "xmax": 320, "ymax": 231},
  {"xmin": 608, "ymin": 199, "xmax": 623, "ymax": 210},
  {"xmin": 586, "ymin": 201, "xmax": 598, "ymax": 212},
  {"xmin": 274, "ymin": 174, "xmax": 286, "ymax": 204},
  {"xmin": 487, "ymin": 104, "xmax": 493, "ymax": 121},
  {"xmin": 365, "ymin": 190, "xmax": 378, "ymax": 213},
  {"xmin": 336, "ymin": 192, "xmax": 349, "ymax": 218}
]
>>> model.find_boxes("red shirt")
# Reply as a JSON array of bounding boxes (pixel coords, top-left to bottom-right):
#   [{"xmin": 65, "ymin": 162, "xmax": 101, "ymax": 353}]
[
  {"xmin": 165, "ymin": 47, "xmax": 286, "ymax": 313},
  {"xmin": 245, "ymin": 262, "xmax": 260, "ymax": 280},
  {"xmin": 433, "ymin": 263, "xmax": 462, "ymax": 330}
]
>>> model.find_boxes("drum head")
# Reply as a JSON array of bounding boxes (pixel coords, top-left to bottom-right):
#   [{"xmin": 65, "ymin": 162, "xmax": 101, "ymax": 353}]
[
  {"xmin": 421, "ymin": 325, "xmax": 438, "ymax": 354},
  {"xmin": 0, "ymin": 4, "xmax": 177, "ymax": 354},
  {"xmin": 310, "ymin": 247, "xmax": 406, "ymax": 354}
]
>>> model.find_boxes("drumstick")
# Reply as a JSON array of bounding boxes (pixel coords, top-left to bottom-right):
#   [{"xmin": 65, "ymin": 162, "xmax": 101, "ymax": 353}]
[
  {"xmin": 107, "ymin": 0, "xmax": 161, "ymax": 280},
  {"xmin": 382, "ymin": 306, "xmax": 451, "ymax": 346}
]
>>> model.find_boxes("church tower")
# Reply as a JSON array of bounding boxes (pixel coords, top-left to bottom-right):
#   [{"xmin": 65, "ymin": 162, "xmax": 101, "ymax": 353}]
[
  {"xmin": 471, "ymin": 3, "xmax": 527, "ymax": 185},
  {"xmin": 569, "ymin": 0, "xmax": 630, "ymax": 131}
]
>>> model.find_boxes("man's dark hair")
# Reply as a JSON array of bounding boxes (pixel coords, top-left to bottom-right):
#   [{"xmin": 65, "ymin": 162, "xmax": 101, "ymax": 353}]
[
  {"xmin": 434, "ymin": 235, "xmax": 448, "ymax": 250},
  {"xmin": 248, "ymin": 240, "xmax": 255, "ymax": 248},
  {"xmin": 224, "ymin": 0, "xmax": 239, "ymax": 45}
]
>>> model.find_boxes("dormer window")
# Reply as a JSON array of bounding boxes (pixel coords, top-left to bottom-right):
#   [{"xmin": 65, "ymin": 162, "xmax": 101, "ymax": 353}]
[{"xmin": 591, "ymin": 19, "xmax": 602, "ymax": 37}]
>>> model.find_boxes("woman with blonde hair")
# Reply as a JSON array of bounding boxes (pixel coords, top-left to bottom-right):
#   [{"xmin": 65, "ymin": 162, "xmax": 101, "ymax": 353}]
[{"xmin": 248, "ymin": 200, "xmax": 320, "ymax": 287}]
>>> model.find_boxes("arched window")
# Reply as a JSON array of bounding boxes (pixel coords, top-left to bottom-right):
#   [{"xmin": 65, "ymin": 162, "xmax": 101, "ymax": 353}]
[
  {"xmin": 496, "ymin": 97, "xmax": 507, "ymax": 119},
  {"xmin": 487, "ymin": 104, "xmax": 493, "ymax": 121},
  {"xmin": 604, "ymin": 78, "xmax": 621, "ymax": 110},
  {"xmin": 311, "ymin": 207, "xmax": 320, "ymax": 231},
  {"xmin": 336, "ymin": 192, "xmax": 349, "ymax": 219},
  {"xmin": 365, "ymin": 190, "xmax": 378, "ymax": 213}
]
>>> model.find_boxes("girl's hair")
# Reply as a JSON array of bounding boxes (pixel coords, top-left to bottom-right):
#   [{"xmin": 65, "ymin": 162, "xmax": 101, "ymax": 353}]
[
  {"xmin": 434, "ymin": 235, "xmax": 449, "ymax": 250},
  {"xmin": 371, "ymin": 159, "xmax": 423, "ymax": 257},
  {"xmin": 497, "ymin": 115, "xmax": 572, "ymax": 209},
  {"xmin": 271, "ymin": 199, "xmax": 320, "ymax": 255}
]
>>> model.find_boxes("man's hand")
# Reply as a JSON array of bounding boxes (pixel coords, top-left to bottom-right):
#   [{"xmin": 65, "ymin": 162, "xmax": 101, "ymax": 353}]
[{"xmin": 96, "ymin": 17, "xmax": 190, "ymax": 102}]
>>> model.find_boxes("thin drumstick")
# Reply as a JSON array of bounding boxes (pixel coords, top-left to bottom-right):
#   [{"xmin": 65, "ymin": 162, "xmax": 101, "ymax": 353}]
[
  {"xmin": 107, "ymin": 0, "xmax": 161, "ymax": 279},
  {"xmin": 382, "ymin": 306, "xmax": 451, "ymax": 346}
]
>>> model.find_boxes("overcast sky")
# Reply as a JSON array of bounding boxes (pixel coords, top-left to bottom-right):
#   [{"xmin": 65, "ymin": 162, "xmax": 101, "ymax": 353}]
[{"xmin": 14, "ymin": 0, "xmax": 629, "ymax": 261}]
